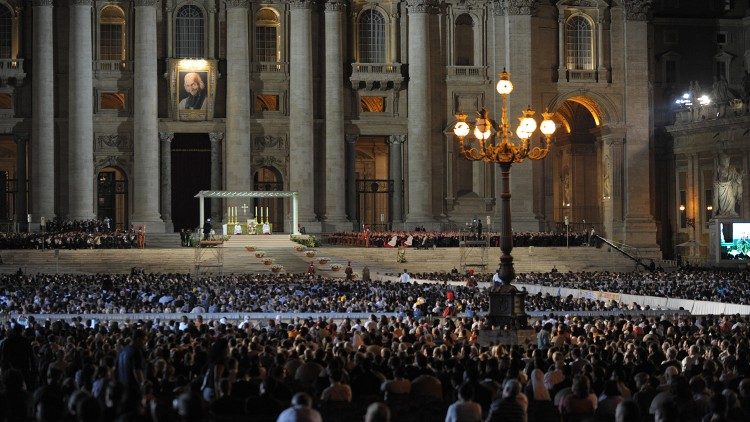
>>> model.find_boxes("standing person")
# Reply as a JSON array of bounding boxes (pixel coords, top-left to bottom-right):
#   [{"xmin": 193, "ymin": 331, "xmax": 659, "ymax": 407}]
[
  {"xmin": 116, "ymin": 328, "xmax": 147, "ymax": 408},
  {"xmin": 203, "ymin": 218, "xmax": 212, "ymax": 241},
  {"xmin": 345, "ymin": 261, "xmax": 354, "ymax": 281},
  {"xmin": 136, "ymin": 226, "xmax": 145, "ymax": 249},
  {"xmin": 477, "ymin": 219, "xmax": 483, "ymax": 239},
  {"xmin": 362, "ymin": 265, "xmax": 371, "ymax": 282},
  {"xmin": 307, "ymin": 261, "xmax": 316, "ymax": 275}
]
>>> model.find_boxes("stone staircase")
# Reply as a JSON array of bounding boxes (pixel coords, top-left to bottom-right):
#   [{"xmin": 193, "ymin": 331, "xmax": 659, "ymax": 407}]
[
  {"xmin": 0, "ymin": 236, "xmax": 640, "ymax": 276},
  {"xmin": 447, "ymin": 194, "xmax": 493, "ymax": 227},
  {"xmin": 147, "ymin": 233, "xmax": 182, "ymax": 248}
]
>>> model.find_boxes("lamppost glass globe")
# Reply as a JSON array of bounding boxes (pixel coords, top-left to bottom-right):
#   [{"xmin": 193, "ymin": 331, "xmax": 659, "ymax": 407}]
[
  {"xmin": 540, "ymin": 118, "xmax": 556, "ymax": 136},
  {"xmin": 515, "ymin": 125, "xmax": 530, "ymax": 140},
  {"xmin": 454, "ymin": 121, "xmax": 470, "ymax": 138}
]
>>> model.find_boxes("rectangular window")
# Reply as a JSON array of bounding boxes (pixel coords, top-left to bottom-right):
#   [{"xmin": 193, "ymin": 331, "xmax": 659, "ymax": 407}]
[
  {"xmin": 255, "ymin": 26, "xmax": 277, "ymax": 62},
  {"xmin": 100, "ymin": 92, "xmax": 126, "ymax": 110},
  {"xmin": 716, "ymin": 32, "xmax": 727, "ymax": 45},
  {"xmin": 665, "ymin": 60, "xmax": 677, "ymax": 84},
  {"xmin": 255, "ymin": 94, "xmax": 279, "ymax": 112},
  {"xmin": 360, "ymin": 96, "xmax": 385, "ymax": 113},
  {"xmin": 100, "ymin": 24, "xmax": 123, "ymax": 61}
]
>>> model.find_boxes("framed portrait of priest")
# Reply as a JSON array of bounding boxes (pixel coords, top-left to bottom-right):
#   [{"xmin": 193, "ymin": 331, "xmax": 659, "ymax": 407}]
[{"xmin": 171, "ymin": 59, "xmax": 217, "ymax": 121}]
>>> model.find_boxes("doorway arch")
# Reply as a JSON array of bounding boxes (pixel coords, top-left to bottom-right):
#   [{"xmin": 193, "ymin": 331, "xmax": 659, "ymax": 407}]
[
  {"xmin": 97, "ymin": 166, "xmax": 128, "ymax": 230},
  {"xmin": 253, "ymin": 166, "xmax": 284, "ymax": 232}
]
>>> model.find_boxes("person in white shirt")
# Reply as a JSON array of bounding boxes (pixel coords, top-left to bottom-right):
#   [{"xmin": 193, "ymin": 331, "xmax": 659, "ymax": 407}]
[{"xmin": 399, "ymin": 269, "xmax": 411, "ymax": 283}]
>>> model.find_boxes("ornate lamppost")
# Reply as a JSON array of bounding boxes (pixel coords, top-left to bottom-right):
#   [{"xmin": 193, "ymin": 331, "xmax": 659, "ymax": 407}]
[{"xmin": 453, "ymin": 69, "xmax": 556, "ymax": 328}]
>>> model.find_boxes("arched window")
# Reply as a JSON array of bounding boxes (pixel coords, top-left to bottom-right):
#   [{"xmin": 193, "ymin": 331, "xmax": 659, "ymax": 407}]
[
  {"xmin": 175, "ymin": 5, "xmax": 204, "ymax": 58},
  {"xmin": 255, "ymin": 8, "xmax": 279, "ymax": 62},
  {"xmin": 565, "ymin": 16, "xmax": 593, "ymax": 70},
  {"xmin": 358, "ymin": 9, "xmax": 386, "ymax": 63},
  {"xmin": 99, "ymin": 6, "xmax": 126, "ymax": 61},
  {"xmin": 454, "ymin": 14, "xmax": 474, "ymax": 66},
  {"xmin": 0, "ymin": 5, "xmax": 12, "ymax": 59}
]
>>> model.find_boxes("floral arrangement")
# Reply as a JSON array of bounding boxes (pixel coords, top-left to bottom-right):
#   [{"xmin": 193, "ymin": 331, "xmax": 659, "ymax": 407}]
[
  {"xmin": 397, "ymin": 248, "xmax": 407, "ymax": 263},
  {"xmin": 255, "ymin": 251, "xmax": 266, "ymax": 258},
  {"xmin": 304, "ymin": 250, "xmax": 316, "ymax": 258},
  {"xmin": 294, "ymin": 245, "xmax": 305, "ymax": 252},
  {"xmin": 263, "ymin": 258, "xmax": 274, "ymax": 266},
  {"xmin": 245, "ymin": 246, "xmax": 256, "ymax": 252},
  {"xmin": 271, "ymin": 265, "xmax": 284, "ymax": 273},
  {"xmin": 330, "ymin": 264, "xmax": 341, "ymax": 271},
  {"xmin": 318, "ymin": 258, "xmax": 330, "ymax": 265}
]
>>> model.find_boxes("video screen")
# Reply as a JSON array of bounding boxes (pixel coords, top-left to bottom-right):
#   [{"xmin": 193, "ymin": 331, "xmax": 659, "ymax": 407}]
[{"xmin": 719, "ymin": 222, "xmax": 750, "ymax": 260}]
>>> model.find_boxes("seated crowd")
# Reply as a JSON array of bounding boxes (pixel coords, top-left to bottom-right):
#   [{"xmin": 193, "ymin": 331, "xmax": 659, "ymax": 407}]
[
  {"xmin": 2, "ymin": 308, "xmax": 750, "ymax": 421},
  {"xmin": 324, "ymin": 230, "xmax": 593, "ymax": 248},
  {"xmin": 0, "ymin": 273, "xmax": 634, "ymax": 316},
  {"xmin": 0, "ymin": 219, "xmax": 136, "ymax": 250}
]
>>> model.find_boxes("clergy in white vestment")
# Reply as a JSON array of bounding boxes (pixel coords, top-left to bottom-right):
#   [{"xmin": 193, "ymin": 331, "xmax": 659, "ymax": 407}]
[
  {"xmin": 262, "ymin": 223, "xmax": 271, "ymax": 235},
  {"xmin": 233, "ymin": 224, "xmax": 242, "ymax": 235},
  {"xmin": 385, "ymin": 235, "xmax": 398, "ymax": 248}
]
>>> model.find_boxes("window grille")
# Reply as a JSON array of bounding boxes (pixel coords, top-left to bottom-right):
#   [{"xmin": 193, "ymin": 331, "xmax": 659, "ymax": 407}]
[
  {"xmin": 0, "ymin": 5, "xmax": 11, "ymax": 59},
  {"xmin": 255, "ymin": 26, "xmax": 277, "ymax": 62},
  {"xmin": 100, "ymin": 24, "xmax": 123, "ymax": 61},
  {"xmin": 358, "ymin": 10, "xmax": 385, "ymax": 63},
  {"xmin": 175, "ymin": 5, "xmax": 204, "ymax": 58},
  {"xmin": 565, "ymin": 16, "xmax": 593, "ymax": 70}
]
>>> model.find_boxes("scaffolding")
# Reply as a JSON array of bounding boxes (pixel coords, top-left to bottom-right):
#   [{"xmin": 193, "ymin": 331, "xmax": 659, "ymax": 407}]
[
  {"xmin": 194, "ymin": 240, "xmax": 225, "ymax": 276},
  {"xmin": 459, "ymin": 231, "xmax": 489, "ymax": 271}
]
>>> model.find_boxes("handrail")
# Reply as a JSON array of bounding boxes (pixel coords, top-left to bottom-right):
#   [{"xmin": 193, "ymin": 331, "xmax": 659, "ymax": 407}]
[{"xmin": 594, "ymin": 235, "xmax": 651, "ymax": 271}]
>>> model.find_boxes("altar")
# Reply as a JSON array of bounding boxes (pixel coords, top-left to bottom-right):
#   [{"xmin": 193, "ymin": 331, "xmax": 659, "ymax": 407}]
[{"xmin": 222, "ymin": 221, "xmax": 274, "ymax": 235}]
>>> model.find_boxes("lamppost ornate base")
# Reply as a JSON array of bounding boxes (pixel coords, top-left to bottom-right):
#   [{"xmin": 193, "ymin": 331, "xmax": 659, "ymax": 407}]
[{"xmin": 486, "ymin": 287, "xmax": 528, "ymax": 329}]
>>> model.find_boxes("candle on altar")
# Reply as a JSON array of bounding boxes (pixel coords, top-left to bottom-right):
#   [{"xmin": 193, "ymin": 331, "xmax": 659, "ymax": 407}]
[{"xmin": 265, "ymin": 207, "xmax": 269, "ymax": 223}]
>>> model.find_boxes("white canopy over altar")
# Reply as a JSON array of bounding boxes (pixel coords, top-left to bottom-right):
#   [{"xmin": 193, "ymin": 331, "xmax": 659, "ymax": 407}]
[{"xmin": 194, "ymin": 191, "xmax": 299, "ymax": 235}]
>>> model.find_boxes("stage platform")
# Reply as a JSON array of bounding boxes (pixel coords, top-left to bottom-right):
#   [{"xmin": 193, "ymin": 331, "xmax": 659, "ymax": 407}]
[{"xmin": 0, "ymin": 234, "xmax": 639, "ymax": 275}]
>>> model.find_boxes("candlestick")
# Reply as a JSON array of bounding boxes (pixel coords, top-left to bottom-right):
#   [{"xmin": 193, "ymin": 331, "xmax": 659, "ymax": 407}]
[
  {"xmin": 265, "ymin": 207, "xmax": 269, "ymax": 224},
  {"xmin": 255, "ymin": 206, "xmax": 258, "ymax": 223}
]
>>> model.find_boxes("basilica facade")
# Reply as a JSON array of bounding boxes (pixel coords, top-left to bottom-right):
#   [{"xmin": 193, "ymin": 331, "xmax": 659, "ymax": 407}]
[{"xmin": 0, "ymin": 0, "xmax": 748, "ymax": 258}]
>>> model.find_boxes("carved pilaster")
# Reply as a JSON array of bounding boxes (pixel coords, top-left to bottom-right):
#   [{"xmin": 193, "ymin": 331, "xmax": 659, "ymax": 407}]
[
  {"xmin": 324, "ymin": 0, "xmax": 345, "ymax": 12},
  {"xmin": 158, "ymin": 132, "xmax": 174, "ymax": 143},
  {"xmin": 225, "ymin": 0, "xmax": 249, "ymax": 8},
  {"xmin": 622, "ymin": 0, "xmax": 652, "ymax": 21},
  {"xmin": 209, "ymin": 132, "xmax": 224, "ymax": 143},
  {"xmin": 506, "ymin": 0, "xmax": 536, "ymax": 15},
  {"xmin": 134, "ymin": 0, "xmax": 159, "ymax": 6},
  {"xmin": 68, "ymin": 0, "xmax": 93, "ymax": 5},
  {"xmin": 32, "ymin": 0, "xmax": 54, "ymax": 6},
  {"xmin": 290, "ymin": 0, "xmax": 314, "ymax": 10},
  {"xmin": 387, "ymin": 134, "xmax": 407, "ymax": 145}
]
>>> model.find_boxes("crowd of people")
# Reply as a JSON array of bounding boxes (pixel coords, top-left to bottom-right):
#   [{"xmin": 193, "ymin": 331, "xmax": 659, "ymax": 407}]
[
  {"xmin": 324, "ymin": 230, "xmax": 594, "ymax": 248},
  {"xmin": 2, "ymin": 307, "xmax": 750, "ymax": 421},
  {"xmin": 0, "ymin": 272, "xmax": 635, "ymax": 317},
  {"xmin": 0, "ymin": 219, "xmax": 138, "ymax": 250}
]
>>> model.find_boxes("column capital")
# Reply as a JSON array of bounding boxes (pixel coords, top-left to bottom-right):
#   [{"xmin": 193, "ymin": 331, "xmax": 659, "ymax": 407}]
[
  {"xmin": 324, "ymin": 0, "xmax": 345, "ymax": 12},
  {"xmin": 134, "ymin": 0, "xmax": 159, "ymax": 6},
  {"xmin": 387, "ymin": 134, "xmax": 407, "ymax": 145},
  {"xmin": 158, "ymin": 132, "xmax": 174, "ymax": 142},
  {"xmin": 209, "ymin": 132, "xmax": 224, "ymax": 143},
  {"xmin": 345, "ymin": 134, "xmax": 359, "ymax": 144},
  {"xmin": 32, "ymin": 0, "xmax": 54, "ymax": 6},
  {"xmin": 622, "ymin": 0, "xmax": 652, "ymax": 21},
  {"xmin": 13, "ymin": 133, "xmax": 29, "ymax": 144},
  {"xmin": 492, "ymin": 0, "xmax": 536, "ymax": 16},
  {"xmin": 225, "ymin": 0, "xmax": 249, "ymax": 8},
  {"xmin": 290, "ymin": 0, "xmax": 314, "ymax": 10},
  {"xmin": 68, "ymin": 0, "xmax": 93, "ymax": 6},
  {"xmin": 406, "ymin": 0, "xmax": 435, "ymax": 14}
]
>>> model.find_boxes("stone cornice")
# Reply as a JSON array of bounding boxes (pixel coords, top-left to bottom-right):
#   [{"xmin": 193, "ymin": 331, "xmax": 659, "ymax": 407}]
[
  {"xmin": 68, "ymin": 0, "xmax": 93, "ymax": 6},
  {"xmin": 622, "ymin": 0, "xmax": 652, "ymax": 21},
  {"xmin": 225, "ymin": 0, "xmax": 249, "ymax": 8},
  {"xmin": 32, "ymin": 0, "xmax": 54, "ymax": 6},
  {"xmin": 324, "ymin": 0, "xmax": 345, "ymax": 12},
  {"xmin": 134, "ymin": 0, "xmax": 159, "ymax": 6},
  {"xmin": 289, "ymin": 0, "xmax": 314, "ymax": 10},
  {"xmin": 406, "ymin": 0, "xmax": 434, "ymax": 14}
]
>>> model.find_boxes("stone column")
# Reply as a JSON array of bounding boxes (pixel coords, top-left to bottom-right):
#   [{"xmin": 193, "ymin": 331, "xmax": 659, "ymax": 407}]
[
  {"xmin": 405, "ymin": 0, "xmax": 432, "ymax": 224},
  {"xmin": 67, "ymin": 0, "xmax": 95, "ymax": 220},
  {"xmin": 225, "ymin": 1, "xmax": 251, "ymax": 219},
  {"xmin": 503, "ymin": 0, "xmax": 539, "ymax": 231},
  {"xmin": 622, "ymin": 0, "xmax": 657, "ymax": 247},
  {"xmin": 345, "ymin": 134, "xmax": 358, "ymax": 222},
  {"xmin": 323, "ymin": 0, "xmax": 348, "ymax": 229},
  {"xmin": 159, "ymin": 132, "xmax": 173, "ymax": 232},
  {"xmin": 388, "ymin": 135, "xmax": 406, "ymax": 224},
  {"xmin": 599, "ymin": 129, "xmax": 625, "ymax": 239},
  {"xmin": 132, "ymin": 0, "xmax": 164, "ymax": 231},
  {"xmin": 289, "ymin": 0, "xmax": 317, "ymax": 228},
  {"xmin": 14, "ymin": 134, "xmax": 28, "ymax": 232},
  {"xmin": 31, "ymin": 0, "xmax": 55, "ymax": 227},
  {"xmin": 209, "ymin": 132, "xmax": 223, "ymax": 222}
]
